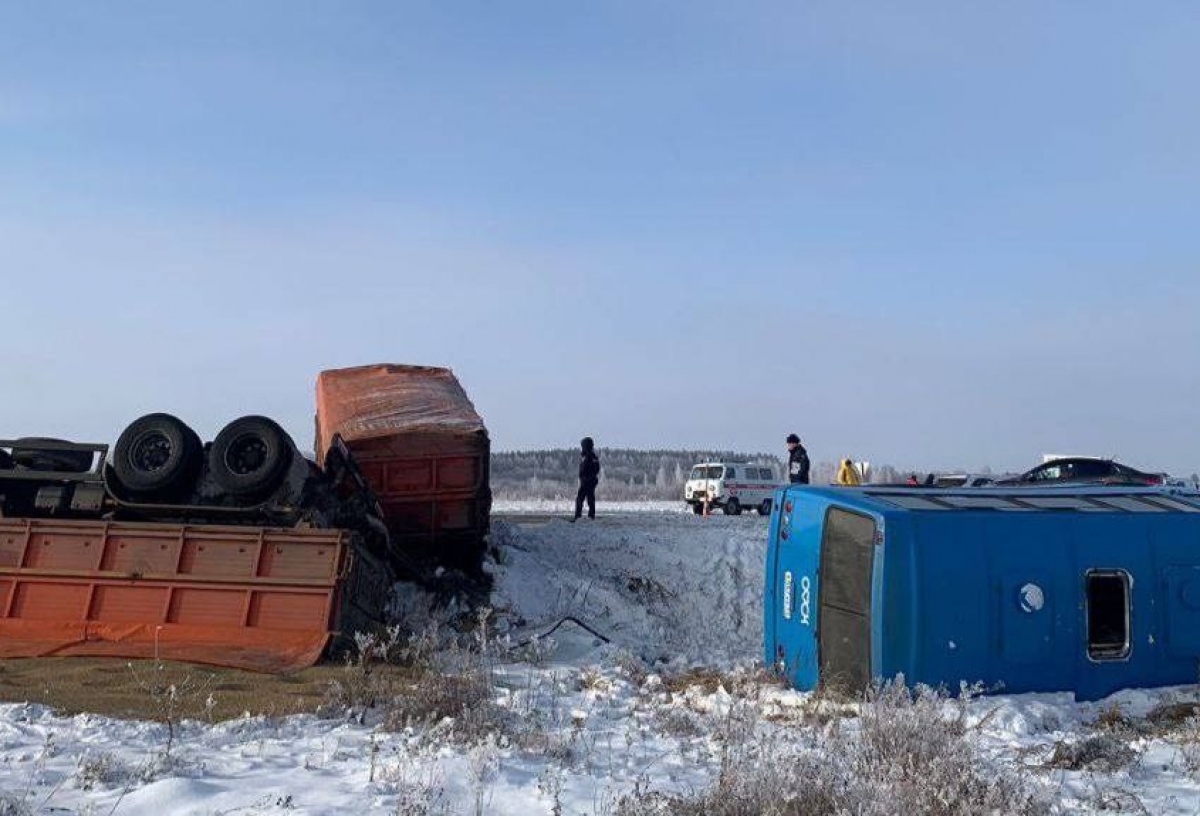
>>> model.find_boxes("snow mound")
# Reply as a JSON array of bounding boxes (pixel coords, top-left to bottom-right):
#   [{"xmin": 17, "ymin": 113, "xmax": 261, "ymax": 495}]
[{"xmin": 489, "ymin": 514, "xmax": 768, "ymax": 666}]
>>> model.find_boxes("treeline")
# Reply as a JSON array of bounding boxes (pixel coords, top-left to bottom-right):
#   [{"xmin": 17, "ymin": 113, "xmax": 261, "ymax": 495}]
[
  {"xmin": 491, "ymin": 450, "xmax": 1200, "ymax": 501},
  {"xmin": 491, "ymin": 449, "xmax": 783, "ymax": 501}
]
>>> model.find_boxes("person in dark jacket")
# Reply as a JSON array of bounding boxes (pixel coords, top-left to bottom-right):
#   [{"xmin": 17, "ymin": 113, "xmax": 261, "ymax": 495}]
[
  {"xmin": 786, "ymin": 434, "xmax": 810, "ymax": 485},
  {"xmin": 573, "ymin": 437, "xmax": 601, "ymax": 521}
]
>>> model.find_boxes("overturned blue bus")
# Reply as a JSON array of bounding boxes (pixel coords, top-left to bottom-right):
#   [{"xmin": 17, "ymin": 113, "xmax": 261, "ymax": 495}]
[{"xmin": 764, "ymin": 486, "xmax": 1200, "ymax": 701}]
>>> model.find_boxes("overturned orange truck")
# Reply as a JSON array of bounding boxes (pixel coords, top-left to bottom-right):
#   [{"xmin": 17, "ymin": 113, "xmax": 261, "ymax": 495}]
[{"xmin": 0, "ymin": 364, "xmax": 489, "ymax": 672}]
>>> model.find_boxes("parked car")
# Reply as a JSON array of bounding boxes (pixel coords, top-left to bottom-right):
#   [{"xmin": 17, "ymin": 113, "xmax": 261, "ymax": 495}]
[
  {"xmin": 932, "ymin": 473, "xmax": 995, "ymax": 488},
  {"xmin": 685, "ymin": 462, "xmax": 779, "ymax": 515},
  {"xmin": 997, "ymin": 457, "xmax": 1166, "ymax": 487}
]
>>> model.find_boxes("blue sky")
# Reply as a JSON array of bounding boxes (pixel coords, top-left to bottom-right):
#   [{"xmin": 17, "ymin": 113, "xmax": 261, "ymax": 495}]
[{"xmin": 1, "ymin": 3, "xmax": 1198, "ymax": 473}]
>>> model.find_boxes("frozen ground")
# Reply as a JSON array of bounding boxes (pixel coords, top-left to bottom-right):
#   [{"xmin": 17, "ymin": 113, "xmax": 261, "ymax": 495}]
[
  {"xmin": 4, "ymin": 514, "xmax": 1200, "ymax": 814},
  {"xmin": 492, "ymin": 499, "xmax": 686, "ymax": 515}
]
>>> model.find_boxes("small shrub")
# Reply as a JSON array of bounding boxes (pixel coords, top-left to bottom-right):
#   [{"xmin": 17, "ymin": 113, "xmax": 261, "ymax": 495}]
[
  {"xmin": 386, "ymin": 763, "xmax": 450, "ymax": 816},
  {"xmin": 128, "ymin": 660, "xmax": 215, "ymax": 759},
  {"xmin": 579, "ymin": 667, "xmax": 610, "ymax": 693},
  {"xmin": 1094, "ymin": 702, "xmax": 1132, "ymax": 733},
  {"xmin": 383, "ymin": 668, "xmax": 501, "ymax": 737},
  {"xmin": 614, "ymin": 651, "xmax": 649, "ymax": 687},
  {"xmin": 656, "ymin": 709, "xmax": 703, "ymax": 739},
  {"xmin": 74, "ymin": 752, "xmax": 132, "ymax": 791}
]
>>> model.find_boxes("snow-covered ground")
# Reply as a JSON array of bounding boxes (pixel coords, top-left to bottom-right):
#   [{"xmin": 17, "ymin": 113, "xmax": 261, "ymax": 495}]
[
  {"xmin": 4, "ymin": 514, "xmax": 1200, "ymax": 814},
  {"xmin": 492, "ymin": 499, "xmax": 687, "ymax": 515},
  {"xmin": 489, "ymin": 515, "xmax": 767, "ymax": 666}
]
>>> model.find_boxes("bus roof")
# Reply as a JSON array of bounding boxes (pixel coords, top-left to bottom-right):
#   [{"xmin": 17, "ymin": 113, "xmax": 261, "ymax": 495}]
[{"xmin": 790, "ymin": 486, "xmax": 1200, "ymax": 516}]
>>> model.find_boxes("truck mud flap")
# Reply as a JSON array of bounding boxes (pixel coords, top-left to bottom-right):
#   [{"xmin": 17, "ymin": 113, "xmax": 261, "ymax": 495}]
[{"xmin": 0, "ymin": 518, "xmax": 387, "ymax": 673}]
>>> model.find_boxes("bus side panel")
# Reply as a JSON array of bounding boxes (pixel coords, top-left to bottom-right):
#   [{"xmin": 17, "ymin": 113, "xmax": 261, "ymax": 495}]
[{"xmin": 908, "ymin": 514, "xmax": 1076, "ymax": 694}]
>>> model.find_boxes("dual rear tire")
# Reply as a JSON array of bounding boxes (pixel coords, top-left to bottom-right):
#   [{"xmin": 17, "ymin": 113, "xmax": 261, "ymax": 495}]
[
  {"xmin": 111, "ymin": 413, "xmax": 294, "ymax": 502},
  {"xmin": 208, "ymin": 415, "xmax": 294, "ymax": 499},
  {"xmin": 112, "ymin": 414, "xmax": 203, "ymax": 498}
]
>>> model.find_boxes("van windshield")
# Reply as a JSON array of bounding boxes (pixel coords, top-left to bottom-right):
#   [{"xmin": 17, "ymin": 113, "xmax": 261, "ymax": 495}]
[{"xmin": 690, "ymin": 466, "xmax": 724, "ymax": 480}]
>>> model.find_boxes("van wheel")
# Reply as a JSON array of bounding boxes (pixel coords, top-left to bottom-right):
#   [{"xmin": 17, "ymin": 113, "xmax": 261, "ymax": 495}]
[
  {"xmin": 112, "ymin": 414, "xmax": 203, "ymax": 497},
  {"xmin": 209, "ymin": 415, "xmax": 295, "ymax": 498},
  {"xmin": 758, "ymin": 499, "xmax": 772, "ymax": 516},
  {"xmin": 691, "ymin": 503, "xmax": 704, "ymax": 515},
  {"xmin": 723, "ymin": 498, "xmax": 741, "ymax": 516}
]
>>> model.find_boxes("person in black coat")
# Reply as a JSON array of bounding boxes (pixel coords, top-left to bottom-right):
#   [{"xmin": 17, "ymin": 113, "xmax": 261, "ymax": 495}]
[
  {"xmin": 786, "ymin": 433, "xmax": 810, "ymax": 485},
  {"xmin": 573, "ymin": 437, "xmax": 601, "ymax": 521}
]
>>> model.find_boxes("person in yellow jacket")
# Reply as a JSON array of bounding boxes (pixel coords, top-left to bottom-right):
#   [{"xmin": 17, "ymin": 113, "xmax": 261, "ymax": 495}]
[{"xmin": 837, "ymin": 458, "xmax": 862, "ymax": 486}]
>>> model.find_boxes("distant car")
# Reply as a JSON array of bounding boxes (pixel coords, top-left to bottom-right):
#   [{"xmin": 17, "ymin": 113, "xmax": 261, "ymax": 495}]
[
  {"xmin": 685, "ymin": 462, "xmax": 780, "ymax": 516},
  {"xmin": 998, "ymin": 457, "xmax": 1167, "ymax": 487},
  {"xmin": 932, "ymin": 473, "xmax": 995, "ymax": 488}
]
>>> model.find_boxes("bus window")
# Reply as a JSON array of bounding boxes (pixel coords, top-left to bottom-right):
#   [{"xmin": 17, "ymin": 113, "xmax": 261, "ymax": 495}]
[{"xmin": 1086, "ymin": 570, "xmax": 1131, "ymax": 661}]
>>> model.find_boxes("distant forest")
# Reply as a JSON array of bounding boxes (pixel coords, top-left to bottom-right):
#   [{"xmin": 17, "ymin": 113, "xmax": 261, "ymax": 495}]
[
  {"xmin": 492, "ymin": 450, "xmax": 1200, "ymax": 500},
  {"xmin": 491, "ymin": 449, "xmax": 782, "ymax": 500},
  {"xmin": 488, "ymin": 448, "xmax": 934, "ymax": 500}
]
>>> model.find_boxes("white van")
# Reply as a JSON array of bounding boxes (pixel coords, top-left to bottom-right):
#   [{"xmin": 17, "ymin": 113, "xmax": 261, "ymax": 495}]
[{"xmin": 685, "ymin": 462, "xmax": 780, "ymax": 516}]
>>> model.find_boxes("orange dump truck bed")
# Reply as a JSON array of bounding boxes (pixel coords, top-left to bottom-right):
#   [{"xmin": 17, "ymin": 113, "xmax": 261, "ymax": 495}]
[
  {"xmin": 315, "ymin": 364, "xmax": 491, "ymax": 570},
  {"xmin": 0, "ymin": 517, "xmax": 390, "ymax": 672}
]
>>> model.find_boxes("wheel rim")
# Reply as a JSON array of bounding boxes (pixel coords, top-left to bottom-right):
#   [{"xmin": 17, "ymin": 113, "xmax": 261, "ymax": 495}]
[
  {"xmin": 129, "ymin": 431, "xmax": 173, "ymax": 473},
  {"xmin": 225, "ymin": 434, "xmax": 269, "ymax": 475}
]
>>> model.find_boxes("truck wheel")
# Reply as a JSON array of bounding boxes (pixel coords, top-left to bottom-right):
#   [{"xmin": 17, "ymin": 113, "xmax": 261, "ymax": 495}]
[
  {"xmin": 10, "ymin": 438, "xmax": 94, "ymax": 473},
  {"xmin": 758, "ymin": 499, "xmax": 772, "ymax": 516},
  {"xmin": 112, "ymin": 414, "xmax": 203, "ymax": 496},
  {"xmin": 723, "ymin": 498, "xmax": 742, "ymax": 516},
  {"xmin": 209, "ymin": 415, "xmax": 295, "ymax": 498}
]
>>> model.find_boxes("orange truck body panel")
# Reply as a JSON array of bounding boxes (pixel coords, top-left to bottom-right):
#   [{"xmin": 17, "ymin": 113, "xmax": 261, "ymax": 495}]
[
  {"xmin": 0, "ymin": 518, "xmax": 386, "ymax": 672},
  {"xmin": 315, "ymin": 364, "xmax": 491, "ymax": 566}
]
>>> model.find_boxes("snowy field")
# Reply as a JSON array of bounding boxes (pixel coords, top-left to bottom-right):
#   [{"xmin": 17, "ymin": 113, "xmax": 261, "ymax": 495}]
[
  {"xmin": 492, "ymin": 499, "xmax": 687, "ymax": 515},
  {"xmin": 3, "ymin": 515, "xmax": 1200, "ymax": 813}
]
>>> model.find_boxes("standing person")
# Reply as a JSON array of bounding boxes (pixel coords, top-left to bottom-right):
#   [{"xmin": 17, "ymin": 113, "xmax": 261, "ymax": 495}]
[
  {"xmin": 573, "ymin": 437, "xmax": 601, "ymax": 521},
  {"xmin": 837, "ymin": 458, "xmax": 862, "ymax": 486},
  {"xmin": 786, "ymin": 434, "xmax": 810, "ymax": 485}
]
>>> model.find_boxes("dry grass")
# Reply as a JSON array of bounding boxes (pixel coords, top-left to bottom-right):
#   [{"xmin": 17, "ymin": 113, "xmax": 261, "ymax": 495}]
[
  {"xmin": 610, "ymin": 680, "xmax": 1045, "ymax": 816},
  {"xmin": 0, "ymin": 658, "xmax": 406, "ymax": 721},
  {"xmin": 661, "ymin": 667, "xmax": 786, "ymax": 697},
  {"xmin": 661, "ymin": 668, "xmax": 731, "ymax": 696},
  {"xmin": 1046, "ymin": 734, "xmax": 1137, "ymax": 773},
  {"xmin": 1147, "ymin": 701, "xmax": 1200, "ymax": 732}
]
